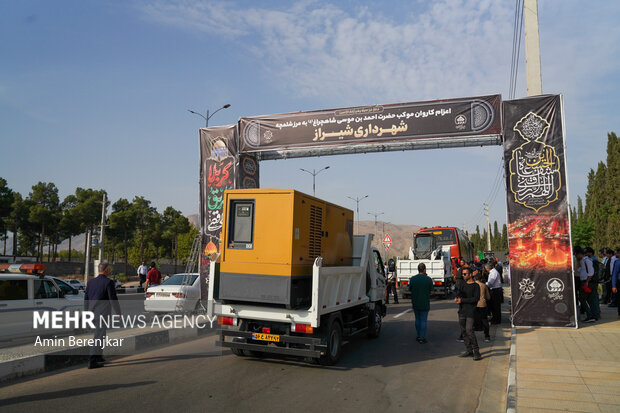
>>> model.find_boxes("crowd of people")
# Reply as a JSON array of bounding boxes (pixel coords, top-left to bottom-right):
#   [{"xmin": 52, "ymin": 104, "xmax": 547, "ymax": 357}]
[
  {"xmin": 573, "ymin": 246, "xmax": 620, "ymax": 322},
  {"xmin": 401, "ymin": 255, "xmax": 508, "ymax": 361}
]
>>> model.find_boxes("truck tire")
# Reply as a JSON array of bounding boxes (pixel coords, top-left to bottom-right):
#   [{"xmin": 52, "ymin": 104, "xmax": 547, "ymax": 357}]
[
  {"xmin": 367, "ymin": 306, "xmax": 382, "ymax": 338},
  {"xmin": 231, "ymin": 338, "xmax": 246, "ymax": 357},
  {"xmin": 319, "ymin": 319, "xmax": 343, "ymax": 366}
]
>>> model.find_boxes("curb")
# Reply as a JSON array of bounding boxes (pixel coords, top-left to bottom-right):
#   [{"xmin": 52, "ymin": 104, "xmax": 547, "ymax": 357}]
[
  {"xmin": 116, "ymin": 287, "xmax": 144, "ymax": 294},
  {"xmin": 0, "ymin": 325, "xmax": 213, "ymax": 383},
  {"xmin": 506, "ymin": 326, "xmax": 517, "ymax": 413}
]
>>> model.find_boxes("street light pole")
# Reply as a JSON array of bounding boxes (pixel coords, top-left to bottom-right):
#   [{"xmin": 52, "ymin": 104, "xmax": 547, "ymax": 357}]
[
  {"xmin": 188, "ymin": 104, "xmax": 231, "ymax": 127},
  {"xmin": 347, "ymin": 195, "xmax": 368, "ymax": 235},
  {"xmin": 368, "ymin": 211, "xmax": 384, "ymax": 247},
  {"xmin": 299, "ymin": 166, "xmax": 330, "ymax": 196}
]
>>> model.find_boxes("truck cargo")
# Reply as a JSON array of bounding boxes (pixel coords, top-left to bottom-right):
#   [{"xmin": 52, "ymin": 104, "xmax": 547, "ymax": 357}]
[
  {"xmin": 397, "ymin": 232, "xmax": 454, "ymax": 298},
  {"xmin": 219, "ymin": 188, "xmax": 354, "ymax": 308},
  {"xmin": 208, "ymin": 189, "xmax": 387, "ymax": 365}
]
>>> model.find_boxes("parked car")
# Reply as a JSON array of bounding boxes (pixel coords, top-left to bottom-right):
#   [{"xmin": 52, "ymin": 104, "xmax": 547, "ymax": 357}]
[
  {"xmin": 0, "ymin": 264, "xmax": 84, "ymax": 341},
  {"xmin": 144, "ymin": 273, "xmax": 200, "ymax": 314},
  {"xmin": 67, "ymin": 279, "xmax": 85, "ymax": 290}
]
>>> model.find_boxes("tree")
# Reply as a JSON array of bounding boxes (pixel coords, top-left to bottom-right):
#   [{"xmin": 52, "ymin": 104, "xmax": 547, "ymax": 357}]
[
  {"xmin": 571, "ymin": 218, "xmax": 595, "ymax": 248},
  {"xmin": 27, "ymin": 182, "xmax": 61, "ymax": 261},
  {"xmin": 0, "ymin": 178, "xmax": 14, "ymax": 255},
  {"xmin": 72, "ymin": 188, "xmax": 108, "ymax": 263},
  {"xmin": 492, "ymin": 221, "xmax": 500, "ymax": 250},
  {"xmin": 9, "ymin": 193, "xmax": 31, "ymax": 257},
  {"xmin": 161, "ymin": 206, "xmax": 191, "ymax": 272},
  {"xmin": 130, "ymin": 196, "xmax": 157, "ymax": 263},
  {"xmin": 108, "ymin": 198, "xmax": 136, "ymax": 276},
  {"xmin": 59, "ymin": 194, "xmax": 82, "ymax": 261},
  {"xmin": 177, "ymin": 225, "xmax": 199, "ymax": 269},
  {"xmin": 577, "ymin": 132, "xmax": 619, "ymax": 250},
  {"xmin": 501, "ymin": 224, "xmax": 508, "ymax": 251}
]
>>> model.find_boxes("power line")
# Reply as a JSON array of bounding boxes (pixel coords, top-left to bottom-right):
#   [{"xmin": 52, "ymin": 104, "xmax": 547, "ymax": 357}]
[{"xmin": 509, "ymin": 0, "xmax": 524, "ymax": 99}]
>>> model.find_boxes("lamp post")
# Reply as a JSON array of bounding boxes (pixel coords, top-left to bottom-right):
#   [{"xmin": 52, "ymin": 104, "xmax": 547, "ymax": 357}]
[
  {"xmin": 368, "ymin": 211, "xmax": 384, "ymax": 247},
  {"xmin": 347, "ymin": 195, "xmax": 368, "ymax": 235},
  {"xmin": 188, "ymin": 103, "xmax": 231, "ymax": 127},
  {"xmin": 299, "ymin": 166, "xmax": 330, "ymax": 196}
]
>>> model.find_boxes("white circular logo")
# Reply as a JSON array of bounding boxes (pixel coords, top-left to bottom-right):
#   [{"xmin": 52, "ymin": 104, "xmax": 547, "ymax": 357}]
[{"xmin": 546, "ymin": 278, "xmax": 564, "ymax": 293}]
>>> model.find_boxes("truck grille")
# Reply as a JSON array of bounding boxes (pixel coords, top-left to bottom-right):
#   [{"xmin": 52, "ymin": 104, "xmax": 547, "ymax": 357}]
[{"xmin": 309, "ymin": 205, "xmax": 323, "ymax": 259}]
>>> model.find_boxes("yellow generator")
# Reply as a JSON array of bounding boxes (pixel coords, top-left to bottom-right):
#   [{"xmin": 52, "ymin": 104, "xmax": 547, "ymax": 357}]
[{"xmin": 219, "ymin": 188, "xmax": 353, "ymax": 308}]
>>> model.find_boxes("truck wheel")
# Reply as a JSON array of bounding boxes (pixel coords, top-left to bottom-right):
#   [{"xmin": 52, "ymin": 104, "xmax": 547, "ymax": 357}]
[
  {"xmin": 367, "ymin": 307, "xmax": 382, "ymax": 338},
  {"xmin": 319, "ymin": 320, "xmax": 343, "ymax": 366},
  {"xmin": 231, "ymin": 338, "xmax": 246, "ymax": 357}
]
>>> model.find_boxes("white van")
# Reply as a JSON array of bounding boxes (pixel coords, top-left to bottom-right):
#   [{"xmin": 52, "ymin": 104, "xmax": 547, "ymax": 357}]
[{"xmin": 0, "ymin": 264, "xmax": 84, "ymax": 341}]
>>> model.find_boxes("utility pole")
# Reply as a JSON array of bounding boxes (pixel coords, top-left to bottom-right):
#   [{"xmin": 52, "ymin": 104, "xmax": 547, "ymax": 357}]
[
  {"xmin": 84, "ymin": 229, "xmax": 91, "ymax": 286},
  {"xmin": 484, "ymin": 203, "xmax": 491, "ymax": 251},
  {"xmin": 347, "ymin": 195, "xmax": 368, "ymax": 235},
  {"xmin": 368, "ymin": 211, "xmax": 384, "ymax": 248},
  {"xmin": 98, "ymin": 193, "xmax": 107, "ymax": 261},
  {"xmin": 524, "ymin": 0, "xmax": 542, "ymax": 96}
]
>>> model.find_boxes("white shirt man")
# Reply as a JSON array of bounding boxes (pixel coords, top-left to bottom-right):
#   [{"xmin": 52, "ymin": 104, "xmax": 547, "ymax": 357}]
[
  {"xmin": 486, "ymin": 267, "xmax": 502, "ymax": 289},
  {"xmin": 578, "ymin": 256, "xmax": 594, "ymax": 282},
  {"xmin": 137, "ymin": 263, "xmax": 148, "ymax": 277}
]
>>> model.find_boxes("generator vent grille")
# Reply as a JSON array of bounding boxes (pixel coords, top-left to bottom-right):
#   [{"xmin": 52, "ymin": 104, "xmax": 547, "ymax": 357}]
[{"xmin": 309, "ymin": 205, "xmax": 323, "ymax": 259}]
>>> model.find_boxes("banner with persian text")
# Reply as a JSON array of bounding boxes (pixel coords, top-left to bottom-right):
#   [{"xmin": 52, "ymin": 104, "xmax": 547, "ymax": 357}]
[
  {"xmin": 239, "ymin": 95, "xmax": 501, "ymax": 153},
  {"xmin": 199, "ymin": 125, "xmax": 238, "ymax": 298},
  {"xmin": 503, "ymin": 95, "xmax": 576, "ymax": 328}
]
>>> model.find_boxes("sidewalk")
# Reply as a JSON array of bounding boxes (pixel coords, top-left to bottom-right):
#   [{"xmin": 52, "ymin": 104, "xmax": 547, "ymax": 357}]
[{"xmin": 514, "ymin": 305, "xmax": 620, "ymax": 413}]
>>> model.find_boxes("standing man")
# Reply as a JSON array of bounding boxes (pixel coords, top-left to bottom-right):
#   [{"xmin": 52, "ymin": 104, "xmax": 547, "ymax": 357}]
[
  {"xmin": 84, "ymin": 261, "xmax": 121, "ymax": 369},
  {"xmin": 456, "ymin": 267, "xmax": 481, "ymax": 360},
  {"xmin": 385, "ymin": 262, "xmax": 399, "ymax": 304},
  {"xmin": 474, "ymin": 270, "xmax": 491, "ymax": 342},
  {"xmin": 601, "ymin": 248, "xmax": 612, "ymax": 305},
  {"xmin": 611, "ymin": 248, "xmax": 620, "ymax": 318},
  {"xmin": 137, "ymin": 261, "xmax": 148, "ymax": 288},
  {"xmin": 585, "ymin": 247, "xmax": 601, "ymax": 320},
  {"xmin": 145, "ymin": 262, "xmax": 162, "ymax": 291},
  {"xmin": 486, "ymin": 262, "xmax": 503, "ymax": 324},
  {"xmin": 409, "ymin": 263, "xmax": 434, "ymax": 344},
  {"xmin": 576, "ymin": 247, "xmax": 596, "ymax": 322}
]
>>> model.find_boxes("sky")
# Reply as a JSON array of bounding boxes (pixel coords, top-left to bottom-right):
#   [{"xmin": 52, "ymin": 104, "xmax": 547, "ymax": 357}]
[{"xmin": 1, "ymin": 0, "xmax": 619, "ymax": 235}]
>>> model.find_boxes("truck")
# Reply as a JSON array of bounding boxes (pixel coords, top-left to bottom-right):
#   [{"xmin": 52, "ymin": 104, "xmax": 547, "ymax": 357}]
[
  {"xmin": 396, "ymin": 232, "xmax": 454, "ymax": 298},
  {"xmin": 207, "ymin": 188, "xmax": 387, "ymax": 365}
]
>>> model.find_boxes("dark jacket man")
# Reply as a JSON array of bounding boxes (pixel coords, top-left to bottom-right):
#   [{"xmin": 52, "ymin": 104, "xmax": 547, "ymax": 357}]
[{"xmin": 84, "ymin": 261, "xmax": 121, "ymax": 369}]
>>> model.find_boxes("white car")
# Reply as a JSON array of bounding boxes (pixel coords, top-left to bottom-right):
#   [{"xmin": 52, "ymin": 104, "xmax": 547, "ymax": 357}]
[
  {"xmin": 144, "ymin": 273, "xmax": 201, "ymax": 313},
  {"xmin": 0, "ymin": 264, "xmax": 84, "ymax": 341},
  {"xmin": 67, "ymin": 279, "xmax": 85, "ymax": 290}
]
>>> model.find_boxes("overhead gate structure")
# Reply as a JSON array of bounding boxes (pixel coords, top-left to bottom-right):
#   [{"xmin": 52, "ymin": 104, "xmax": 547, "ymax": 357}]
[{"xmin": 198, "ymin": 93, "xmax": 577, "ymax": 328}]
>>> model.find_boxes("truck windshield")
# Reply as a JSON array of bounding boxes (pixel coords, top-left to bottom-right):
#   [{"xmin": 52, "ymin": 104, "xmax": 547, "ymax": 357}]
[
  {"xmin": 419, "ymin": 229, "xmax": 456, "ymax": 246},
  {"xmin": 414, "ymin": 236, "xmax": 432, "ymax": 252}
]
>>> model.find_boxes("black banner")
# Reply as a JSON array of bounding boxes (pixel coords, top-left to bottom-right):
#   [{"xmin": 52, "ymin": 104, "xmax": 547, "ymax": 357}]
[
  {"xmin": 237, "ymin": 154, "xmax": 260, "ymax": 189},
  {"xmin": 503, "ymin": 95, "xmax": 576, "ymax": 327},
  {"xmin": 240, "ymin": 95, "xmax": 501, "ymax": 152},
  {"xmin": 199, "ymin": 125, "xmax": 238, "ymax": 298}
]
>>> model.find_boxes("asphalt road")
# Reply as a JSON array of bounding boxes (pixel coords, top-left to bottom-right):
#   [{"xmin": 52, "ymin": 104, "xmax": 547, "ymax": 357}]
[
  {"xmin": 0, "ymin": 293, "xmax": 147, "ymax": 349},
  {"xmin": 0, "ymin": 299, "xmax": 496, "ymax": 413}
]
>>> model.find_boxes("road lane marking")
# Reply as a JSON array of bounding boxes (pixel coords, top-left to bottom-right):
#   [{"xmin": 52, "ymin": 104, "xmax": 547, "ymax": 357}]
[{"xmin": 394, "ymin": 309, "xmax": 412, "ymax": 318}]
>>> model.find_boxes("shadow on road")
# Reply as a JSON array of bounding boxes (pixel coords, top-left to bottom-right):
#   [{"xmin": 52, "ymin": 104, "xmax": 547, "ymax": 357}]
[
  {"xmin": 107, "ymin": 352, "xmax": 220, "ymax": 367},
  {"xmin": 0, "ymin": 381, "xmax": 156, "ymax": 407},
  {"xmin": 232, "ymin": 300, "xmax": 512, "ymax": 371}
]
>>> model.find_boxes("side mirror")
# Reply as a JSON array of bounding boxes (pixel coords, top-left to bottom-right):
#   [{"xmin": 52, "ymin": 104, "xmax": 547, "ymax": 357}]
[
  {"xmin": 58, "ymin": 290, "xmax": 65, "ymax": 298},
  {"xmin": 72, "ymin": 288, "xmax": 79, "ymax": 295}
]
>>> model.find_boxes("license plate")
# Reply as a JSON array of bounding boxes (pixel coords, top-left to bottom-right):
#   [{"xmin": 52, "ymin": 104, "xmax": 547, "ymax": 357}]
[
  {"xmin": 252, "ymin": 333, "xmax": 280, "ymax": 342},
  {"xmin": 157, "ymin": 292, "xmax": 170, "ymax": 297}
]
